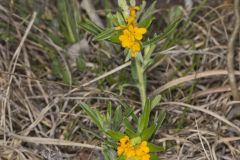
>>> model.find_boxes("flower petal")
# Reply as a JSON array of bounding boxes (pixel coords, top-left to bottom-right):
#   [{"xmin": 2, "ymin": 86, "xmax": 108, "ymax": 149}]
[
  {"xmin": 119, "ymin": 35, "xmax": 126, "ymax": 41},
  {"xmin": 135, "ymin": 34, "xmax": 143, "ymax": 40},
  {"xmin": 115, "ymin": 25, "xmax": 127, "ymax": 30},
  {"xmin": 132, "ymin": 42, "xmax": 140, "ymax": 52},
  {"xmin": 135, "ymin": 27, "xmax": 147, "ymax": 34}
]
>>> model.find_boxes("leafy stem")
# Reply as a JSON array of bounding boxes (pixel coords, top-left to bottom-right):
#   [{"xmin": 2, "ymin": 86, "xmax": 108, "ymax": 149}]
[{"xmin": 135, "ymin": 58, "xmax": 146, "ymax": 109}]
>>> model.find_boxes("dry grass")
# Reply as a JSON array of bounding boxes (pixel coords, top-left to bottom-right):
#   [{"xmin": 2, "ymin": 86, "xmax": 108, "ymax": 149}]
[{"xmin": 1, "ymin": 0, "xmax": 240, "ymax": 160}]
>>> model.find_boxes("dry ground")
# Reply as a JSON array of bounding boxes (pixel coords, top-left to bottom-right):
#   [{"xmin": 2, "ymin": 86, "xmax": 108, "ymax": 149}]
[{"xmin": 1, "ymin": 0, "xmax": 240, "ymax": 160}]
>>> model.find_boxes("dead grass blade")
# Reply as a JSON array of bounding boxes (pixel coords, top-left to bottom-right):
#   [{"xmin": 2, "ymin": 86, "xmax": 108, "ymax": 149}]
[
  {"xmin": 150, "ymin": 70, "xmax": 240, "ymax": 97},
  {"xmin": 161, "ymin": 102, "xmax": 240, "ymax": 133},
  {"xmin": 0, "ymin": 127, "xmax": 102, "ymax": 150}
]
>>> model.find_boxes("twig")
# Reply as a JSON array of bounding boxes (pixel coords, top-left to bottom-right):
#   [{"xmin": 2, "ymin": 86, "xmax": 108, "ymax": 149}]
[
  {"xmin": 1, "ymin": 12, "xmax": 37, "ymax": 145},
  {"xmin": 212, "ymin": 137, "xmax": 240, "ymax": 160},
  {"xmin": 227, "ymin": 0, "xmax": 240, "ymax": 118},
  {"xmin": 81, "ymin": 61, "xmax": 131, "ymax": 87},
  {"xmin": 195, "ymin": 119, "xmax": 211, "ymax": 160},
  {"xmin": 0, "ymin": 127, "xmax": 102, "ymax": 150},
  {"xmin": 227, "ymin": 0, "xmax": 240, "ymax": 101}
]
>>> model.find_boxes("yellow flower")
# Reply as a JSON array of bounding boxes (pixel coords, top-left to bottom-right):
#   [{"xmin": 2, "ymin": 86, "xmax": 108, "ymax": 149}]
[
  {"xmin": 142, "ymin": 154, "xmax": 150, "ymax": 160},
  {"xmin": 131, "ymin": 41, "xmax": 140, "ymax": 57},
  {"xmin": 119, "ymin": 29, "xmax": 135, "ymax": 48},
  {"xmin": 115, "ymin": 25, "xmax": 127, "ymax": 30},
  {"xmin": 116, "ymin": 6, "xmax": 147, "ymax": 58},
  {"xmin": 120, "ymin": 136, "xmax": 130, "ymax": 144},
  {"xmin": 127, "ymin": 6, "xmax": 140, "ymax": 25},
  {"xmin": 127, "ymin": 16, "xmax": 136, "ymax": 25},
  {"xmin": 125, "ymin": 147, "xmax": 136, "ymax": 158},
  {"xmin": 117, "ymin": 146, "xmax": 125, "ymax": 156},
  {"xmin": 130, "ymin": 6, "xmax": 140, "ymax": 18},
  {"xmin": 128, "ymin": 25, "xmax": 147, "ymax": 41},
  {"xmin": 117, "ymin": 136, "xmax": 150, "ymax": 160}
]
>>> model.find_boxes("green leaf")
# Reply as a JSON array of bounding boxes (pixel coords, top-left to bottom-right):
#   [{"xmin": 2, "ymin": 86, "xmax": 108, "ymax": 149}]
[
  {"xmin": 139, "ymin": 1, "xmax": 157, "ymax": 24},
  {"xmin": 143, "ymin": 44, "xmax": 156, "ymax": 70},
  {"xmin": 57, "ymin": 0, "xmax": 81, "ymax": 43},
  {"xmin": 107, "ymin": 13, "xmax": 119, "ymax": 27},
  {"xmin": 76, "ymin": 57, "xmax": 86, "ymax": 71},
  {"xmin": 109, "ymin": 33, "xmax": 121, "ymax": 43},
  {"xmin": 79, "ymin": 102, "xmax": 104, "ymax": 130},
  {"xmin": 103, "ymin": 147, "xmax": 117, "ymax": 160},
  {"xmin": 118, "ymin": 0, "xmax": 129, "ymax": 18},
  {"xmin": 136, "ymin": 51, "xmax": 144, "ymax": 63},
  {"xmin": 125, "ymin": 128, "xmax": 137, "ymax": 138},
  {"xmin": 79, "ymin": 23, "xmax": 99, "ymax": 35},
  {"xmin": 122, "ymin": 103, "xmax": 138, "ymax": 123},
  {"xmin": 118, "ymin": 0, "xmax": 128, "ymax": 10},
  {"xmin": 49, "ymin": 54, "xmax": 62, "ymax": 77},
  {"xmin": 116, "ymin": 11, "xmax": 126, "ymax": 25},
  {"xmin": 141, "ymin": 124, "xmax": 156, "ymax": 141},
  {"xmin": 131, "ymin": 60, "xmax": 138, "ymax": 81},
  {"xmin": 152, "ymin": 111, "xmax": 166, "ymax": 136},
  {"xmin": 107, "ymin": 102, "xmax": 112, "ymax": 121},
  {"xmin": 138, "ymin": 116, "xmax": 144, "ymax": 134},
  {"xmin": 138, "ymin": 1, "xmax": 147, "ymax": 16},
  {"xmin": 151, "ymin": 95, "xmax": 161, "ymax": 109},
  {"xmin": 148, "ymin": 143, "xmax": 164, "ymax": 152},
  {"xmin": 139, "ymin": 17, "xmax": 154, "ymax": 29},
  {"xmin": 118, "ymin": 155, "xmax": 126, "ymax": 160},
  {"xmin": 143, "ymin": 59, "xmax": 154, "ymax": 71},
  {"xmin": 124, "ymin": 49, "xmax": 132, "ymax": 62},
  {"xmin": 130, "ymin": 137, "xmax": 141, "ymax": 146},
  {"xmin": 94, "ymin": 28, "xmax": 116, "ymax": 41},
  {"xmin": 130, "ymin": 0, "xmax": 136, "ymax": 6},
  {"xmin": 143, "ymin": 18, "xmax": 181, "ymax": 47},
  {"xmin": 150, "ymin": 153, "xmax": 160, "ymax": 160},
  {"xmin": 112, "ymin": 106, "xmax": 123, "ymax": 130},
  {"xmin": 95, "ymin": 110, "xmax": 105, "ymax": 128},
  {"xmin": 138, "ymin": 99, "xmax": 151, "ymax": 134},
  {"xmin": 79, "ymin": 19, "xmax": 103, "ymax": 35},
  {"xmin": 123, "ymin": 118, "xmax": 135, "ymax": 132},
  {"xmin": 80, "ymin": 126, "xmax": 102, "ymax": 139},
  {"xmin": 107, "ymin": 130, "xmax": 125, "ymax": 140},
  {"xmin": 169, "ymin": 5, "xmax": 183, "ymax": 23},
  {"xmin": 62, "ymin": 68, "xmax": 72, "ymax": 85},
  {"xmin": 143, "ymin": 44, "xmax": 156, "ymax": 60},
  {"xmin": 142, "ymin": 99, "xmax": 151, "ymax": 127}
]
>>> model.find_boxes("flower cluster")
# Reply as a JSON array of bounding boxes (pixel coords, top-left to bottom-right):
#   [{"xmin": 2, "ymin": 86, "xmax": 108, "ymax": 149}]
[
  {"xmin": 117, "ymin": 136, "xmax": 150, "ymax": 160},
  {"xmin": 116, "ymin": 6, "xmax": 147, "ymax": 57}
]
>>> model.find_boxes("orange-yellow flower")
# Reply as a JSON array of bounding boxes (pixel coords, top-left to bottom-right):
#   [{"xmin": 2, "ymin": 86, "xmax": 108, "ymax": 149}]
[
  {"xmin": 131, "ymin": 7, "xmax": 139, "ymax": 15},
  {"xmin": 116, "ymin": 6, "xmax": 147, "ymax": 58},
  {"xmin": 117, "ymin": 136, "xmax": 150, "ymax": 160},
  {"xmin": 127, "ymin": 6, "xmax": 140, "ymax": 25},
  {"xmin": 128, "ymin": 25, "xmax": 147, "ymax": 41},
  {"xmin": 131, "ymin": 41, "xmax": 141, "ymax": 57},
  {"xmin": 119, "ymin": 29, "xmax": 135, "ymax": 48}
]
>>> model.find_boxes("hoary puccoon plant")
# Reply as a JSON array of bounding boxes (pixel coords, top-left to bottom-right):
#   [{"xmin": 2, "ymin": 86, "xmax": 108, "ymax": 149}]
[{"xmin": 79, "ymin": 0, "xmax": 180, "ymax": 159}]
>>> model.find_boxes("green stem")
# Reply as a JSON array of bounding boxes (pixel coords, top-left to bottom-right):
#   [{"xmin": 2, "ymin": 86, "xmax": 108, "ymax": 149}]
[{"xmin": 135, "ymin": 59, "xmax": 146, "ymax": 109}]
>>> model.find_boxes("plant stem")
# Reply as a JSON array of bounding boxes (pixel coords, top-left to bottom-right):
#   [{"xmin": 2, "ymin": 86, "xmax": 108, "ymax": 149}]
[{"xmin": 135, "ymin": 59, "xmax": 146, "ymax": 109}]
